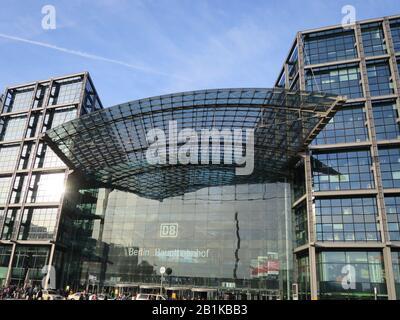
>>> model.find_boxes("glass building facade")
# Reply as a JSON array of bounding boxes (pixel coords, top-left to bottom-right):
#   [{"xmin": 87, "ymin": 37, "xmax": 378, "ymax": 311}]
[
  {"xmin": 1, "ymin": 14, "xmax": 400, "ymax": 300},
  {"xmin": 63, "ymin": 184, "xmax": 293, "ymax": 300},
  {"xmin": 43, "ymin": 88, "xmax": 340, "ymax": 300},
  {"xmin": 276, "ymin": 14, "xmax": 400, "ymax": 300}
]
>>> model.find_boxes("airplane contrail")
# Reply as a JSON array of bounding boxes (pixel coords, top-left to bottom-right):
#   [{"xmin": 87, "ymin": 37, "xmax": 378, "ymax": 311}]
[{"xmin": 0, "ymin": 33, "xmax": 186, "ymax": 80}]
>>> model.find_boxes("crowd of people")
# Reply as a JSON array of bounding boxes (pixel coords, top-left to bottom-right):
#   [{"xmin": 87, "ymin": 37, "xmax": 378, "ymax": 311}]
[
  {"xmin": 0, "ymin": 285, "xmax": 66, "ymax": 300},
  {"xmin": 0, "ymin": 285, "xmax": 215, "ymax": 300},
  {"xmin": 0, "ymin": 285, "xmax": 138, "ymax": 300}
]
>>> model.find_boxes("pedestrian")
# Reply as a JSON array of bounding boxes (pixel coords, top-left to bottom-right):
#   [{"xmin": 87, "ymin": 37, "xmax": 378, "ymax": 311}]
[
  {"xmin": 28, "ymin": 287, "xmax": 34, "ymax": 300},
  {"xmin": 37, "ymin": 289, "xmax": 43, "ymax": 300}
]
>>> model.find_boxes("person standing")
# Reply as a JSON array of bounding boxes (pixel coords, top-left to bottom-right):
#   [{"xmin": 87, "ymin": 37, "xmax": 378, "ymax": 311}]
[{"xmin": 37, "ymin": 289, "xmax": 43, "ymax": 300}]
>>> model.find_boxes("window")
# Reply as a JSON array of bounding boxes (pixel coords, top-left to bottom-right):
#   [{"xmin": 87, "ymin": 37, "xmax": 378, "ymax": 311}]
[
  {"xmin": 392, "ymin": 251, "xmax": 400, "ymax": 298},
  {"xmin": 379, "ymin": 147, "xmax": 400, "ymax": 188},
  {"xmin": 0, "ymin": 115, "xmax": 27, "ymax": 142},
  {"xmin": 0, "ymin": 245, "xmax": 11, "ymax": 268},
  {"xmin": 27, "ymin": 173, "xmax": 66, "ymax": 203},
  {"xmin": 293, "ymin": 160, "xmax": 306, "ymax": 200},
  {"xmin": 10, "ymin": 174, "xmax": 28, "ymax": 204},
  {"xmin": 49, "ymin": 77, "xmax": 83, "ymax": 105},
  {"xmin": 373, "ymin": 101, "xmax": 400, "ymax": 140},
  {"xmin": 290, "ymin": 78, "xmax": 300, "ymax": 91},
  {"xmin": 0, "ymin": 209, "xmax": 4, "ymax": 226},
  {"xmin": 304, "ymin": 28, "xmax": 357, "ymax": 65},
  {"xmin": 1, "ymin": 209, "xmax": 20, "ymax": 240},
  {"xmin": 35, "ymin": 143, "xmax": 65, "ymax": 169},
  {"xmin": 312, "ymin": 150, "xmax": 374, "ymax": 191},
  {"xmin": 297, "ymin": 255, "xmax": 311, "ymax": 300},
  {"xmin": 277, "ymin": 72, "xmax": 285, "ymax": 88},
  {"xmin": 317, "ymin": 251, "xmax": 387, "ymax": 299},
  {"xmin": 43, "ymin": 107, "xmax": 77, "ymax": 131},
  {"xmin": 384, "ymin": 197, "xmax": 400, "ymax": 241},
  {"xmin": 81, "ymin": 80, "xmax": 99, "ymax": 114},
  {"xmin": 390, "ymin": 19, "xmax": 400, "ymax": 52},
  {"xmin": 0, "ymin": 145, "xmax": 20, "ymax": 172},
  {"xmin": 315, "ymin": 197, "xmax": 380, "ymax": 242},
  {"xmin": 25, "ymin": 113, "xmax": 43, "ymax": 138},
  {"xmin": 294, "ymin": 203, "xmax": 308, "ymax": 246},
  {"xmin": 11, "ymin": 246, "xmax": 50, "ymax": 283},
  {"xmin": 0, "ymin": 177, "xmax": 11, "ymax": 205},
  {"xmin": 306, "ymin": 64, "xmax": 363, "ymax": 98},
  {"xmin": 33, "ymin": 85, "xmax": 49, "ymax": 109},
  {"xmin": 313, "ymin": 105, "xmax": 368, "ymax": 145},
  {"xmin": 362, "ymin": 23, "xmax": 387, "ymax": 56},
  {"xmin": 19, "ymin": 207, "xmax": 58, "ymax": 240},
  {"xmin": 2, "ymin": 87, "xmax": 34, "ymax": 113},
  {"xmin": 288, "ymin": 47, "xmax": 298, "ymax": 78},
  {"xmin": 367, "ymin": 61, "xmax": 394, "ymax": 96},
  {"xmin": 18, "ymin": 143, "xmax": 34, "ymax": 170}
]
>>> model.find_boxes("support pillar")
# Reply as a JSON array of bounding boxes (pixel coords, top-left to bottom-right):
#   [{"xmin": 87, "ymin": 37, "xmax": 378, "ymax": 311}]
[{"xmin": 4, "ymin": 242, "xmax": 16, "ymax": 287}]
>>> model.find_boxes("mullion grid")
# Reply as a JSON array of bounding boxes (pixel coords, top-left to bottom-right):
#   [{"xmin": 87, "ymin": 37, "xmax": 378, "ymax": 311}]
[
  {"xmin": 372, "ymin": 101, "xmax": 400, "ymax": 140},
  {"xmin": 385, "ymin": 196, "xmax": 400, "ymax": 241},
  {"xmin": 0, "ymin": 144, "xmax": 20, "ymax": 173},
  {"xmin": 49, "ymin": 77, "xmax": 83, "ymax": 106},
  {"xmin": 313, "ymin": 105, "xmax": 368, "ymax": 145},
  {"xmin": 390, "ymin": 20, "xmax": 400, "ymax": 52},
  {"xmin": 0, "ymin": 115, "xmax": 27, "ymax": 142},
  {"xmin": 305, "ymin": 63, "xmax": 363, "ymax": 99},
  {"xmin": 19, "ymin": 207, "xmax": 58, "ymax": 240},
  {"xmin": 294, "ymin": 203, "xmax": 308, "ymax": 246},
  {"xmin": 317, "ymin": 251, "xmax": 386, "ymax": 298},
  {"xmin": 391, "ymin": 252, "xmax": 400, "ymax": 288},
  {"xmin": 48, "ymin": 107, "xmax": 77, "ymax": 129},
  {"xmin": 5, "ymin": 87, "xmax": 35, "ymax": 114},
  {"xmin": 55, "ymin": 121, "xmax": 100, "ymax": 170},
  {"xmin": 361, "ymin": 23, "xmax": 387, "ymax": 57},
  {"xmin": 86, "ymin": 110, "xmax": 124, "ymax": 168},
  {"xmin": 0, "ymin": 177, "xmax": 12, "ymax": 204},
  {"xmin": 304, "ymin": 28, "xmax": 357, "ymax": 65},
  {"xmin": 46, "ymin": 89, "xmax": 337, "ymax": 200},
  {"xmin": 312, "ymin": 150, "xmax": 374, "ymax": 191},
  {"xmin": 367, "ymin": 60, "xmax": 394, "ymax": 96},
  {"xmin": 379, "ymin": 147, "xmax": 400, "ymax": 188},
  {"xmin": 315, "ymin": 197, "xmax": 380, "ymax": 242}
]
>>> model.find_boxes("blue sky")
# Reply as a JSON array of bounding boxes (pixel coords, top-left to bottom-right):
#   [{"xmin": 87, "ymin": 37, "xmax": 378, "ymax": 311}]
[{"xmin": 0, "ymin": 0, "xmax": 399, "ymax": 107}]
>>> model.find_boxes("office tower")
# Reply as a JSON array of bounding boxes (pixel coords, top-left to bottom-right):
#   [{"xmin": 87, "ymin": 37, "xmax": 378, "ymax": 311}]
[{"xmin": 0, "ymin": 72, "xmax": 102, "ymax": 288}]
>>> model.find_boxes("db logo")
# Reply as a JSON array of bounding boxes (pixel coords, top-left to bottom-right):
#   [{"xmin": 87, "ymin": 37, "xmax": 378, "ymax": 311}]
[{"xmin": 160, "ymin": 223, "xmax": 178, "ymax": 238}]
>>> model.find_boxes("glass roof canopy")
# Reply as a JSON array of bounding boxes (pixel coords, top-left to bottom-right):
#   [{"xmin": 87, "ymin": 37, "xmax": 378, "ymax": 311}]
[{"xmin": 43, "ymin": 88, "xmax": 345, "ymax": 200}]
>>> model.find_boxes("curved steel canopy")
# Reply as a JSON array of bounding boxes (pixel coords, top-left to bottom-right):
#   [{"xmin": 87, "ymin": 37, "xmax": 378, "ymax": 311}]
[{"xmin": 43, "ymin": 88, "xmax": 345, "ymax": 200}]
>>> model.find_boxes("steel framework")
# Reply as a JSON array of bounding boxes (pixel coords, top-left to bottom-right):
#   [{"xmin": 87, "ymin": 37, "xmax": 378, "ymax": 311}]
[{"xmin": 43, "ymin": 88, "xmax": 344, "ymax": 200}]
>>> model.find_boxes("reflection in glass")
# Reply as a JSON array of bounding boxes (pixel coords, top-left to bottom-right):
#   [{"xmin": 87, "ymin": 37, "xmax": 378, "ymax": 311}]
[
  {"xmin": 28, "ymin": 173, "xmax": 65, "ymax": 203},
  {"xmin": 317, "ymin": 251, "xmax": 386, "ymax": 299},
  {"xmin": 63, "ymin": 182, "xmax": 293, "ymax": 299}
]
